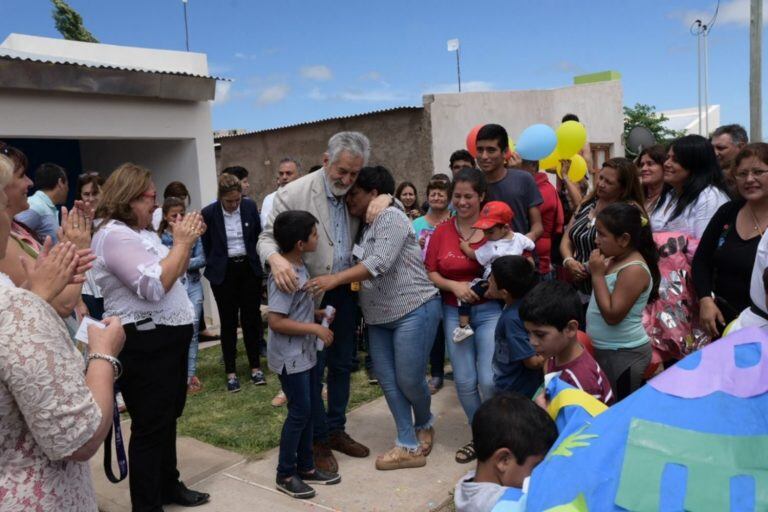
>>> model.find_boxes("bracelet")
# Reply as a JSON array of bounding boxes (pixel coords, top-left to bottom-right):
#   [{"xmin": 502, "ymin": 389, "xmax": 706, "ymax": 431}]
[
  {"xmin": 87, "ymin": 353, "xmax": 123, "ymax": 381},
  {"xmin": 563, "ymin": 257, "xmax": 576, "ymax": 266}
]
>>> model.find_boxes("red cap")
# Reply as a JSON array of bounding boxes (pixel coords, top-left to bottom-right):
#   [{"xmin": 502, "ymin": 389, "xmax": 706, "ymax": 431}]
[{"xmin": 473, "ymin": 201, "xmax": 514, "ymax": 230}]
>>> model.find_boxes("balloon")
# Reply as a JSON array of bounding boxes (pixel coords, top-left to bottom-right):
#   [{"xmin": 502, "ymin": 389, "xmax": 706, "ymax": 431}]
[
  {"xmin": 465, "ymin": 124, "xmax": 484, "ymax": 158},
  {"xmin": 505, "ymin": 138, "xmax": 516, "ymax": 159},
  {"xmin": 539, "ymin": 149, "xmax": 562, "ymax": 173},
  {"xmin": 556, "ymin": 121, "xmax": 587, "ymax": 158},
  {"xmin": 568, "ymin": 154, "xmax": 588, "ymax": 182},
  {"xmin": 516, "ymin": 124, "xmax": 557, "ymax": 161}
]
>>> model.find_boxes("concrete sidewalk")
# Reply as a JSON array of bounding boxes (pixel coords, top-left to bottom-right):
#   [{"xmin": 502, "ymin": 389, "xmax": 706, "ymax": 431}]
[{"xmin": 93, "ymin": 381, "xmax": 470, "ymax": 512}]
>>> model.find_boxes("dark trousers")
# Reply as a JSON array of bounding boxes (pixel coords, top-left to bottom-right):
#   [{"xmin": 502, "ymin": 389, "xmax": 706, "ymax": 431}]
[
  {"xmin": 430, "ymin": 321, "xmax": 445, "ymax": 378},
  {"xmin": 277, "ymin": 366, "xmax": 319, "ymax": 478},
  {"xmin": 210, "ymin": 259, "xmax": 262, "ymax": 374},
  {"xmin": 118, "ymin": 323, "xmax": 192, "ymax": 512},
  {"xmin": 82, "ymin": 294, "xmax": 105, "ymax": 320},
  {"xmin": 313, "ymin": 286, "xmax": 356, "ymax": 441}
]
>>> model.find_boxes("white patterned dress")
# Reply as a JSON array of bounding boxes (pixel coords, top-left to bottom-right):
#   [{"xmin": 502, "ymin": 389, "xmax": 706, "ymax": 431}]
[{"xmin": 0, "ymin": 284, "xmax": 102, "ymax": 511}]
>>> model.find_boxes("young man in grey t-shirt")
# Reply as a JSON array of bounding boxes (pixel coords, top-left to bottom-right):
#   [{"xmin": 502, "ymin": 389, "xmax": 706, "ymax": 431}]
[{"xmin": 267, "ymin": 210, "xmax": 340, "ymax": 499}]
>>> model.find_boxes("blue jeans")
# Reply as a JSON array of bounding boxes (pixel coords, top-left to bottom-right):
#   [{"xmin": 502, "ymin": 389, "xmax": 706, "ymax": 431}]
[
  {"xmin": 314, "ymin": 286, "xmax": 357, "ymax": 441},
  {"xmin": 443, "ymin": 301, "xmax": 502, "ymax": 423},
  {"xmin": 367, "ymin": 297, "xmax": 442, "ymax": 449},
  {"xmin": 185, "ymin": 277, "xmax": 204, "ymax": 379},
  {"xmin": 277, "ymin": 366, "xmax": 319, "ymax": 478}
]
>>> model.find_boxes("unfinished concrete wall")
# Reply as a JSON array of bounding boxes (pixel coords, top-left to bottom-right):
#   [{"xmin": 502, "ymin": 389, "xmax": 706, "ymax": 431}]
[
  {"xmin": 215, "ymin": 107, "xmax": 434, "ymax": 208},
  {"xmin": 427, "ymin": 81, "xmax": 624, "ymax": 174}
]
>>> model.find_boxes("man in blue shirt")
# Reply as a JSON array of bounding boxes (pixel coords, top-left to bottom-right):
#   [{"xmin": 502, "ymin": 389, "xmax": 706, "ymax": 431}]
[{"xmin": 15, "ymin": 163, "xmax": 68, "ymax": 243}]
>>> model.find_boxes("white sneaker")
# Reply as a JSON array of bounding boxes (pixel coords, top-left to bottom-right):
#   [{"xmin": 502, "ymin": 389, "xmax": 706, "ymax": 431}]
[{"xmin": 452, "ymin": 324, "xmax": 474, "ymax": 343}]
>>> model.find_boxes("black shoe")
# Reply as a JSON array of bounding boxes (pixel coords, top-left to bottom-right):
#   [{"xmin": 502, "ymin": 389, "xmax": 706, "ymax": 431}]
[
  {"xmin": 163, "ymin": 481, "xmax": 210, "ymax": 507},
  {"xmin": 276, "ymin": 475, "xmax": 316, "ymax": 499},
  {"xmin": 366, "ymin": 369, "xmax": 378, "ymax": 385},
  {"xmin": 227, "ymin": 377, "xmax": 241, "ymax": 393},
  {"xmin": 251, "ymin": 370, "xmax": 267, "ymax": 386},
  {"xmin": 298, "ymin": 468, "xmax": 341, "ymax": 485}
]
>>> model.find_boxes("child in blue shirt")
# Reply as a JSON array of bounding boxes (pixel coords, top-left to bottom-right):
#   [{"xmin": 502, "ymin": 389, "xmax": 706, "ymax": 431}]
[
  {"xmin": 487, "ymin": 255, "xmax": 544, "ymax": 396},
  {"xmin": 268, "ymin": 211, "xmax": 340, "ymax": 499}
]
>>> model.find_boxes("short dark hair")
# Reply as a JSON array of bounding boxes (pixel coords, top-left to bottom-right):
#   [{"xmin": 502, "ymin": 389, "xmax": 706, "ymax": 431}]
[
  {"xmin": 712, "ymin": 124, "xmax": 748, "ymax": 145},
  {"xmin": 519, "ymin": 281, "xmax": 582, "ymax": 331},
  {"xmin": 34, "ymin": 163, "xmax": 67, "ymax": 190},
  {"xmin": 475, "ymin": 124, "xmax": 509, "ymax": 152},
  {"xmin": 274, "ymin": 210, "xmax": 318, "ymax": 253},
  {"xmin": 491, "ymin": 256, "xmax": 536, "ymax": 299},
  {"xmin": 164, "ymin": 181, "xmax": 189, "ymax": 200},
  {"xmin": 76, "ymin": 172, "xmax": 104, "ymax": 200},
  {"xmin": 450, "ymin": 149, "xmax": 476, "ymax": 167},
  {"xmin": 355, "ymin": 166, "xmax": 395, "ymax": 195},
  {"xmin": 222, "ymin": 166, "xmax": 249, "ymax": 180},
  {"xmin": 562, "ymin": 113, "xmax": 580, "ymax": 123},
  {"xmin": 308, "ymin": 164, "xmax": 323, "ymax": 173},
  {"xmin": 473, "ymin": 392, "xmax": 558, "ymax": 464}
]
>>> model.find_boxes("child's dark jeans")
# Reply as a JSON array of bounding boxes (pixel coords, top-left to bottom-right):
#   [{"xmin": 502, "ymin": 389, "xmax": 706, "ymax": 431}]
[
  {"xmin": 458, "ymin": 280, "xmax": 490, "ymax": 318},
  {"xmin": 277, "ymin": 366, "xmax": 319, "ymax": 478}
]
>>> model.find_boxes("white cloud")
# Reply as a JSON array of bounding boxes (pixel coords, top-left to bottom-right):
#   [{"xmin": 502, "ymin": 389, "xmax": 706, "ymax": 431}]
[
  {"xmin": 338, "ymin": 89, "xmax": 409, "ymax": 102},
  {"xmin": 423, "ymin": 80, "xmax": 494, "ymax": 94},
  {"xmin": 360, "ymin": 71, "xmax": 382, "ymax": 81},
  {"xmin": 308, "ymin": 87, "xmax": 327, "ymax": 100},
  {"xmin": 257, "ymin": 84, "xmax": 290, "ymax": 105},
  {"xmin": 672, "ymin": 0, "xmax": 766, "ymax": 27},
  {"xmin": 300, "ymin": 65, "xmax": 333, "ymax": 81},
  {"xmin": 213, "ymin": 81, "xmax": 232, "ymax": 105}
]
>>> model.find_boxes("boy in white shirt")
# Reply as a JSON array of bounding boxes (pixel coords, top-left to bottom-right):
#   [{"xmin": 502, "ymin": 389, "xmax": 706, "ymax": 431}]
[{"xmin": 456, "ymin": 201, "xmax": 534, "ymax": 342}]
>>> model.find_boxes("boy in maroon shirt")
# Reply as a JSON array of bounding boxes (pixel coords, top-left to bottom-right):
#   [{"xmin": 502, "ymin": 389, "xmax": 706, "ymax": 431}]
[{"xmin": 519, "ymin": 281, "xmax": 614, "ymax": 405}]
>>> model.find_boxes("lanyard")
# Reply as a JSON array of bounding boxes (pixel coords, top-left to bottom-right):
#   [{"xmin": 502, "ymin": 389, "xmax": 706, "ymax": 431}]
[{"xmin": 103, "ymin": 391, "xmax": 128, "ymax": 483}]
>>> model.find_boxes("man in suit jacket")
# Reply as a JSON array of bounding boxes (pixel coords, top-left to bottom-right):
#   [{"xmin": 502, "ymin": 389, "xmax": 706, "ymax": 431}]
[
  {"xmin": 202, "ymin": 173, "xmax": 265, "ymax": 392},
  {"xmin": 259, "ymin": 132, "xmax": 394, "ymax": 473}
]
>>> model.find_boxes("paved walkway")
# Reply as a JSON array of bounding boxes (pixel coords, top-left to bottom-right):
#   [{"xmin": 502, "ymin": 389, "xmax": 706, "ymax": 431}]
[{"xmin": 93, "ymin": 381, "xmax": 469, "ymax": 512}]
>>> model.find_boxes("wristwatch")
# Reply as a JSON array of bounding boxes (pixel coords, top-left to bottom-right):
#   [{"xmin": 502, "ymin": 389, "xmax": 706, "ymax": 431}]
[{"xmin": 87, "ymin": 353, "xmax": 123, "ymax": 380}]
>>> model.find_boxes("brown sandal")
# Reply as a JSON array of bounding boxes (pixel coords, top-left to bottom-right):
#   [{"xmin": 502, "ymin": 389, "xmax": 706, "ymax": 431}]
[
  {"xmin": 455, "ymin": 441, "xmax": 476, "ymax": 464},
  {"xmin": 417, "ymin": 427, "xmax": 435, "ymax": 456}
]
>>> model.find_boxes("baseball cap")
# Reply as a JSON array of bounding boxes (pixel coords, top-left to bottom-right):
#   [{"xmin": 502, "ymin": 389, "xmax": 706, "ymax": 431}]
[{"xmin": 473, "ymin": 201, "xmax": 514, "ymax": 230}]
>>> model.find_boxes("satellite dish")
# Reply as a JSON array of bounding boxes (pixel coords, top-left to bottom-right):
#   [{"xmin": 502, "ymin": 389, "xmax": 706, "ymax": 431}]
[{"xmin": 625, "ymin": 126, "xmax": 656, "ymax": 156}]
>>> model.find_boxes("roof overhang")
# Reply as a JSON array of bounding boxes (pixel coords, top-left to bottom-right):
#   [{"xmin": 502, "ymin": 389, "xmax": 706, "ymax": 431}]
[{"xmin": 0, "ymin": 55, "xmax": 217, "ymax": 101}]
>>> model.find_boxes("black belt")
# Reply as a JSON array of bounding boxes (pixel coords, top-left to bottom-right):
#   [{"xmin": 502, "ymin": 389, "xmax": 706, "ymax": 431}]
[
  {"xmin": 750, "ymin": 300, "xmax": 768, "ymax": 322},
  {"xmin": 229, "ymin": 255, "xmax": 247, "ymax": 263}
]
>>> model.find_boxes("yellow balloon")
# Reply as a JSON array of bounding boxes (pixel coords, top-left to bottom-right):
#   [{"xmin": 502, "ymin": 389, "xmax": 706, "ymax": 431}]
[
  {"xmin": 556, "ymin": 121, "xmax": 587, "ymax": 159},
  {"xmin": 568, "ymin": 154, "xmax": 588, "ymax": 182},
  {"xmin": 539, "ymin": 149, "xmax": 561, "ymax": 174}
]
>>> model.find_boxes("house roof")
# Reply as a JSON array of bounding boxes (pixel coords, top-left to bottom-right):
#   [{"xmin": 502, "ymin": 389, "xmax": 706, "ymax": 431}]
[
  {"xmin": 215, "ymin": 106, "xmax": 422, "ymax": 139},
  {"xmin": 0, "ymin": 47, "xmax": 228, "ymax": 81}
]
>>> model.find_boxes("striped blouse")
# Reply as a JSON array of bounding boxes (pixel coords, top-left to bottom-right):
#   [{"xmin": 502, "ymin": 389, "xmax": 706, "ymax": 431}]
[
  {"xmin": 357, "ymin": 206, "xmax": 440, "ymax": 325},
  {"xmin": 568, "ymin": 198, "xmax": 598, "ymax": 295}
]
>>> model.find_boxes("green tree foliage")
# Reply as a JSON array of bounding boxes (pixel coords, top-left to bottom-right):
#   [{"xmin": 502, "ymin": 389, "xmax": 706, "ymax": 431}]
[
  {"xmin": 623, "ymin": 103, "xmax": 686, "ymax": 148},
  {"xmin": 51, "ymin": 0, "xmax": 98, "ymax": 43}
]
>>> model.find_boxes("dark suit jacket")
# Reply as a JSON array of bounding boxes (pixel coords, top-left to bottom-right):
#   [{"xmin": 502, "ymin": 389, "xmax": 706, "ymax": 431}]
[{"xmin": 201, "ymin": 198, "xmax": 262, "ymax": 285}]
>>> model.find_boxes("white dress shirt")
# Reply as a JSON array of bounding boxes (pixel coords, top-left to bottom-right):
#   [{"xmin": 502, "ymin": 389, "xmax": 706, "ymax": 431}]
[
  {"xmin": 222, "ymin": 205, "xmax": 246, "ymax": 257},
  {"xmin": 91, "ymin": 220, "xmax": 193, "ymax": 326},
  {"xmin": 650, "ymin": 186, "xmax": 730, "ymax": 239},
  {"xmin": 260, "ymin": 191, "xmax": 276, "ymax": 228}
]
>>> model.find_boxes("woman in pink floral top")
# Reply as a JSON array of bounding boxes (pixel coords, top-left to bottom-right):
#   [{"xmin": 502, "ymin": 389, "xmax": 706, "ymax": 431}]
[{"xmin": 0, "ymin": 150, "xmax": 125, "ymax": 511}]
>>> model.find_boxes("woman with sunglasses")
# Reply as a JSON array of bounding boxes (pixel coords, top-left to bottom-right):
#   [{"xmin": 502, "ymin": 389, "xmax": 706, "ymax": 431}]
[{"xmin": 159, "ymin": 196, "xmax": 207, "ymax": 394}]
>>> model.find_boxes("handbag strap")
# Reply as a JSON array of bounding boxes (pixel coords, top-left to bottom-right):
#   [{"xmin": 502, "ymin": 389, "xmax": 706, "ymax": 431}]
[{"xmin": 103, "ymin": 394, "xmax": 128, "ymax": 483}]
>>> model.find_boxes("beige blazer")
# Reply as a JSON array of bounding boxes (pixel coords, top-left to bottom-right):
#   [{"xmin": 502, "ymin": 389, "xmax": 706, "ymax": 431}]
[{"xmin": 257, "ymin": 169, "xmax": 360, "ymax": 280}]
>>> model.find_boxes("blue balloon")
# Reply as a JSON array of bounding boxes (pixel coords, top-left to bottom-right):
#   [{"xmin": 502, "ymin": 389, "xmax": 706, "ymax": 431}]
[{"xmin": 516, "ymin": 124, "xmax": 557, "ymax": 161}]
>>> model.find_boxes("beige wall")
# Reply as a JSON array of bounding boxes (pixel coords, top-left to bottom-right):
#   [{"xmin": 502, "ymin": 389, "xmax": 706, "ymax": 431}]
[
  {"xmin": 426, "ymin": 81, "xmax": 624, "ymax": 174},
  {"xmin": 215, "ymin": 108, "xmax": 433, "ymax": 208}
]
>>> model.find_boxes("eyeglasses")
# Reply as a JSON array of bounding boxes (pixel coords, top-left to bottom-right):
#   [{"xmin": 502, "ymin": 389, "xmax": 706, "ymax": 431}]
[
  {"xmin": 734, "ymin": 169, "xmax": 768, "ymax": 180},
  {"xmin": 79, "ymin": 172, "xmax": 100, "ymax": 178}
]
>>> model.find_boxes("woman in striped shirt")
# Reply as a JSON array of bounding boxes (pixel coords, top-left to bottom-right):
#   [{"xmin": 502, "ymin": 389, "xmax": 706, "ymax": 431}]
[{"xmin": 307, "ymin": 166, "xmax": 442, "ymax": 472}]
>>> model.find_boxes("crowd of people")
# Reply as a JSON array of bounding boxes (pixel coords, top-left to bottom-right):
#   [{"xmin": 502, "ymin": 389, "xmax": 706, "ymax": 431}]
[{"xmin": 0, "ymin": 116, "xmax": 766, "ymax": 511}]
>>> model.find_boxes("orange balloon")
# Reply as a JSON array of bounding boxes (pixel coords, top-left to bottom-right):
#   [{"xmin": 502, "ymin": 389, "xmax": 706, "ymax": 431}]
[{"xmin": 466, "ymin": 124, "xmax": 484, "ymax": 158}]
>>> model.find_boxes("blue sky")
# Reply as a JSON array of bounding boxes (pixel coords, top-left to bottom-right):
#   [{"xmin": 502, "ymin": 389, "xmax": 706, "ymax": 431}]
[{"xmin": 2, "ymin": 0, "xmax": 766, "ymax": 134}]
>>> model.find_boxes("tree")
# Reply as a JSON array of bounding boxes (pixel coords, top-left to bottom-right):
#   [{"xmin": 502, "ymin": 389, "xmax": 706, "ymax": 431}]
[
  {"xmin": 623, "ymin": 103, "xmax": 686, "ymax": 149},
  {"xmin": 51, "ymin": 0, "xmax": 98, "ymax": 43}
]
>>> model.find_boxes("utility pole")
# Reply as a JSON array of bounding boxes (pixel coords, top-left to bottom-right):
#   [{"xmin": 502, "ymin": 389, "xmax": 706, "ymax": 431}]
[
  {"xmin": 447, "ymin": 39, "xmax": 461, "ymax": 92},
  {"xmin": 182, "ymin": 0, "xmax": 190, "ymax": 52},
  {"xmin": 750, "ymin": 0, "xmax": 762, "ymax": 141}
]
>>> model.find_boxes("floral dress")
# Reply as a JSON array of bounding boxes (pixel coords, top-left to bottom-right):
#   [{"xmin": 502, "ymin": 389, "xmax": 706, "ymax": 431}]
[{"xmin": 0, "ymin": 284, "xmax": 102, "ymax": 511}]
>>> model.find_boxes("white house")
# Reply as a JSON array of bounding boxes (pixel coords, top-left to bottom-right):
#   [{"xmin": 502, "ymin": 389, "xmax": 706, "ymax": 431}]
[{"xmin": 0, "ymin": 33, "xmax": 222, "ymax": 207}]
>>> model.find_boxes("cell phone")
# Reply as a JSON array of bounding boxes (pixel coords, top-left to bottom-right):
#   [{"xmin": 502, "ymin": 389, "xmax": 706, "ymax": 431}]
[{"xmin": 135, "ymin": 318, "xmax": 157, "ymax": 332}]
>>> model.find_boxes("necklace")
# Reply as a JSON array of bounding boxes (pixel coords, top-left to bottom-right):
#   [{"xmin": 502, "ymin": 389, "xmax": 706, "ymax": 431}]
[
  {"xmin": 748, "ymin": 204, "xmax": 768, "ymax": 234},
  {"xmin": 456, "ymin": 218, "xmax": 476, "ymax": 241}
]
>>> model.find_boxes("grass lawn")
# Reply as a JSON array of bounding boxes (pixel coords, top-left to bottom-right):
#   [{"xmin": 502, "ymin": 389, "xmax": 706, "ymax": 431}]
[{"xmin": 176, "ymin": 344, "xmax": 383, "ymax": 459}]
